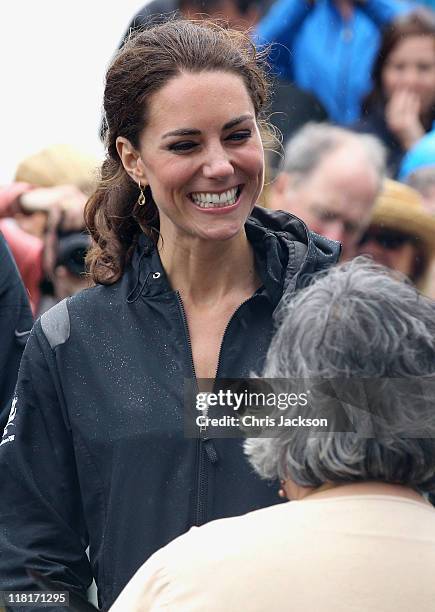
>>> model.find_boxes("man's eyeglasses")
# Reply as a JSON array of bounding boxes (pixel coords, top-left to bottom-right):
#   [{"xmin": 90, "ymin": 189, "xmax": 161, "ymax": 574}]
[{"xmin": 359, "ymin": 229, "xmax": 417, "ymax": 250}]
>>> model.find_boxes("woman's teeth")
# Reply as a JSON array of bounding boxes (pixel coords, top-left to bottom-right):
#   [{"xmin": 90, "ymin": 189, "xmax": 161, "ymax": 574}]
[{"xmin": 191, "ymin": 187, "xmax": 239, "ymax": 208}]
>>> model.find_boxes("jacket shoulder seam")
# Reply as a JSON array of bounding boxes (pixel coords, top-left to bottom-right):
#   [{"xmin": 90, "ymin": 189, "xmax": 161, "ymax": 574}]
[{"xmin": 40, "ymin": 299, "xmax": 70, "ymax": 349}]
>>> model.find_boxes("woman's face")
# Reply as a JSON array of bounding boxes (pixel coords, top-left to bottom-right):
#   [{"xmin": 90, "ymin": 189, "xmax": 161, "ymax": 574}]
[
  {"xmin": 357, "ymin": 229, "xmax": 418, "ymax": 279},
  {"xmin": 382, "ymin": 35, "xmax": 435, "ymax": 113},
  {"xmin": 131, "ymin": 71, "xmax": 264, "ymax": 245}
]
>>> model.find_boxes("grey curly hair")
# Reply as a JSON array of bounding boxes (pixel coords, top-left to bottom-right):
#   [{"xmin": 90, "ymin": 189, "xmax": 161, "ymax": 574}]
[{"xmin": 244, "ymin": 258, "xmax": 435, "ymax": 492}]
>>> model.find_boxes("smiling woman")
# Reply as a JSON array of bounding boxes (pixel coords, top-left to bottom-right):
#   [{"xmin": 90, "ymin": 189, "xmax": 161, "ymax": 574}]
[
  {"xmin": 0, "ymin": 19, "xmax": 339, "ymax": 611},
  {"xmin": 86, "ymin": 20, "xmax": 271, "ymax": 285},
  {"xmin": 116, "ymin": 71, "xmax": 264, "ymax": 248}
]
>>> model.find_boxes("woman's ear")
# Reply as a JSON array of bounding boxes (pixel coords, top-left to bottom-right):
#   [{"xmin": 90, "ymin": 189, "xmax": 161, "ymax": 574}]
[{"xmin": 116, "ymin": 137, "xmax": 146, "ymax": 183}]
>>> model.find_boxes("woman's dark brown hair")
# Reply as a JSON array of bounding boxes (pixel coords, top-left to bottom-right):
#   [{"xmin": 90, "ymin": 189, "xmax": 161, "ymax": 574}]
[
  {"xmin": 363, "ymin": 8, "xmax": 435, "ymax": 115},
  {"xmin": 85, "ymin": 19, "xmax": 270, "ymax": 284}
]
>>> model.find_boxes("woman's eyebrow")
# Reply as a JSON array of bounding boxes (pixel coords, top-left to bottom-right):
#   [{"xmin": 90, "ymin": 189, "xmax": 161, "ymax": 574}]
[
  {"xmin": 161, "ymin": 114, "xmax": 254, "ymax": 139},
  {"xmin": 162, "ymin": 128, "xmax": 201, "ymax": 139},
  {"xmin": 222, "ymin": 114, "xmax": 254, "ymax": 130}
]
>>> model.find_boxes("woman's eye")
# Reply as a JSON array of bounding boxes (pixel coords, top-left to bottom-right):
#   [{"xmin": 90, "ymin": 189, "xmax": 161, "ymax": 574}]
[
  {"xmin": 227, "ymin": 130, "xmax": 252, "ymax": 142},
  {"xmin": 168, "ymin": 141, "xmax": 198, "ymax": 152},
  {"xmin": 389, "ymin": 62, "xmax": 405, "ymax": 72}
]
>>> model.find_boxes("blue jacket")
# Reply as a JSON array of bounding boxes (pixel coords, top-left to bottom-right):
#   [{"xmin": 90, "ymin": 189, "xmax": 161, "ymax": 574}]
[{"xmin": 256, "ymin": 0, "xmax": 412, "ymax": 124}]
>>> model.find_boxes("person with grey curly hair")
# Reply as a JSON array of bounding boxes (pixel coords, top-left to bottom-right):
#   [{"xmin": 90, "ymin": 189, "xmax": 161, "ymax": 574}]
[{"xmin": 109, "ymin": 258, "xmax": 435, "ymax": 612}]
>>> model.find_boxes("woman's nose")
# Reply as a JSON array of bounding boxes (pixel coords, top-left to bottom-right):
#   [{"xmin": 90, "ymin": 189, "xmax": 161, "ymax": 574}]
[
  {"xmin": 202, "ymin": 146, "xmax": 235, "ymax": 179},
  {"xmin": 402, "ymin": 66, "xmax": 420, "ymax": 90}
]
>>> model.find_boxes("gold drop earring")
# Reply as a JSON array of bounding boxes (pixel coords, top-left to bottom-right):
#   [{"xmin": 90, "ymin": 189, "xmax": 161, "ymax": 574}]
[{"xmin": 137, "ymin": 180, "xmax": 146, "ymax": 206}]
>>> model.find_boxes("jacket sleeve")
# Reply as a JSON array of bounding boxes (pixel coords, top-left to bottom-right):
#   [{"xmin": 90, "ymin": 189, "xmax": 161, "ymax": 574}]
[
  {"xmin": 254, "ymin": 0, "xmax": 312, "ymax": 80},
  {"xmin": 0, "ymin": 232, "xmax": 33, "ymax": 422},
  {"xmin": 0, "ymin": 318, "xmax": 93, "ymax": 608},
  {"xmin": 358, "ymin": 0, "xmax": 413, "ymax": 27}
]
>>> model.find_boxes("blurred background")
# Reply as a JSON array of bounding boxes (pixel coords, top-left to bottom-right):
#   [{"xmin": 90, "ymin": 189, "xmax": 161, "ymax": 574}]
[{"xmin": 0, "ymin": 0, "xmax": 148, "ymax": 183}]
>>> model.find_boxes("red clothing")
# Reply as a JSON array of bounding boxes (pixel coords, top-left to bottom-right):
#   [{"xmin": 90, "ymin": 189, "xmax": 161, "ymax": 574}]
[
  {"xmin": 0, "ymin": 184, "xmax": 43, "ymax": 313},
  {"xmin": 0, "ymin": 183, "xmax": 32, "ymax": 217}
]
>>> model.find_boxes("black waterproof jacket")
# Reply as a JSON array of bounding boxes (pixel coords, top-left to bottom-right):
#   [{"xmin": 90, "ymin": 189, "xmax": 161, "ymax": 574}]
[
  {"xmin": 0, "ymin": 233, "xmax": 32, "ymax": 423},
  {"xmin": 0, "ymin": 208, "xmax": 340, "ymax": 611}
]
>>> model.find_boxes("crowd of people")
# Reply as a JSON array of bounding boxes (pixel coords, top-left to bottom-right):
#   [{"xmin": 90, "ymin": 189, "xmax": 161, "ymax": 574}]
[{"xmin": 1, "ymin": 1, "xmax": 435, "ymax": 611}]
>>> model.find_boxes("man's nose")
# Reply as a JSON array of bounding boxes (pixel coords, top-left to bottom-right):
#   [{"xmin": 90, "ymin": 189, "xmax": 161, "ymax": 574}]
[{"xmin": 325, "ymin": 220, "xmax": 347, "ymax": 244}]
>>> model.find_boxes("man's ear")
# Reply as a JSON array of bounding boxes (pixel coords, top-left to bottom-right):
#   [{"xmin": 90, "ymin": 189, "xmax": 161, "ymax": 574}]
[{"xmin": 116, "ymin": 137, "xmax": 147, "ymax": 184}]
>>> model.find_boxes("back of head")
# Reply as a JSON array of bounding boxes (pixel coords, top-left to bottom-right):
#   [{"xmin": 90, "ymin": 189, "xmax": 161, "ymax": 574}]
[
  {"xmin": 268, "ymin": 257, "xmax": 435, "ymax": 378},
  {"xmin": 245, "ymin": 259, "xmax": 435, "ymax": 493}
]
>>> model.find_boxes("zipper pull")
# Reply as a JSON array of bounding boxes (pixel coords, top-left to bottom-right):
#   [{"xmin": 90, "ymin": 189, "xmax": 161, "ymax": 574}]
[{"xmin": 203, "ymin": 438, "xmax": 219, "ymax": 464}]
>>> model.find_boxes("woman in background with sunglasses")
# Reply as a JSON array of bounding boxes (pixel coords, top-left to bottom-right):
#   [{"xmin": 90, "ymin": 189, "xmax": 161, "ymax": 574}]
[{"xmin": 357, "ymin": 179, "xmax": 435, "ymax": 296}]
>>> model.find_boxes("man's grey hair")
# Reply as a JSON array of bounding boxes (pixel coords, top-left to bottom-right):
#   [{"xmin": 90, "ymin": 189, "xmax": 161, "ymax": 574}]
[
  {"xmin": 405, "ymin": 166, "xmax": 435, "ymax": 197},
  {"xmin": 244, "ymin": 258, "xmax": 435, "ymax": 493},
  {"xmin": 280, "ymin": 122, "xmax": 386, "ymax": 188}
]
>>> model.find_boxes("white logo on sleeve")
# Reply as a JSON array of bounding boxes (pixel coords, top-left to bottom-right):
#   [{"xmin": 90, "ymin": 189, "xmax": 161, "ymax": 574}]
[{"xmin": 1, "ymin": 395, "xmax": 18, "ymax": 446}]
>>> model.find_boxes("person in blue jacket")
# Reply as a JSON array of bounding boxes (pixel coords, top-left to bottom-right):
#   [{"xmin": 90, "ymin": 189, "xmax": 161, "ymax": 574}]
[
  {"xmin": 256, "ymin": 0, "xmax": 412, "ymax": 124},
  {"xmin": 415, "ymin": 0, "xmax": 435, "ymax": 8}
]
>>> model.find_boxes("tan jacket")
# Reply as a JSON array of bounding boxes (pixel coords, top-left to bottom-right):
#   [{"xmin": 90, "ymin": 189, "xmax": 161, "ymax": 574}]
[{"xmin": 110, "ymin": 494, "xmax": 435, "ymax": 612}]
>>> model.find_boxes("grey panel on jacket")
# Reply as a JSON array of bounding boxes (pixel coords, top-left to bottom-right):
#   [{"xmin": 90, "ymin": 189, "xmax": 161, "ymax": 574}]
[{"xmin": 40, "ymin": 299, "xmax": 70, "ymax": 349}]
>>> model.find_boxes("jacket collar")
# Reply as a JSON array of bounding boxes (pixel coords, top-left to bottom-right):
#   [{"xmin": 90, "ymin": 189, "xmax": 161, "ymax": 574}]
[
  {"xmin": 126, "ymin": 207, "xmax": 341, "ymax": 307},
  {"xmin": 246, "ymin": 207, "xmax": 341, "ymax": 305}
]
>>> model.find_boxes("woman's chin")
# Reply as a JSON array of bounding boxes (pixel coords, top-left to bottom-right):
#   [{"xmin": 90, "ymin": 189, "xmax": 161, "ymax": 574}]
[{"xmin": 194, "ymin": 222, "xmax": 247, "ymax": 243}]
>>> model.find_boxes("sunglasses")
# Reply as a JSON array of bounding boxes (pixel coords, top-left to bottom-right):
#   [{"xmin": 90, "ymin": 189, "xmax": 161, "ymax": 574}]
[{"xmin": 359, "ymin": 229, "xmax": 417, "ymax": 250}]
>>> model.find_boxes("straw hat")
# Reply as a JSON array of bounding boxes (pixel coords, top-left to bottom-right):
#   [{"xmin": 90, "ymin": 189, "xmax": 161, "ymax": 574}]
[
  {"xmin": 369, "ymin": 179, "xmax": 435, "ymax": 258},
  {"xmin": 14, "ymin": 144, "xmax": 99, "ymax": 194}
]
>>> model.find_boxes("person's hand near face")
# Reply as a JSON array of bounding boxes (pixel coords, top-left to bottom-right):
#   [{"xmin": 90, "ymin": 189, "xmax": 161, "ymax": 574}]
[
  {"xmin": 385, "ymin": 88, "xmax": 425, "ymax": 150},
  {"xmin": 382, "ymin": 33, "xmax": 435, "ymax": 150},
  {"xmin": 20, "ymin": 185, "xmax": 88, "ymax": 230}
]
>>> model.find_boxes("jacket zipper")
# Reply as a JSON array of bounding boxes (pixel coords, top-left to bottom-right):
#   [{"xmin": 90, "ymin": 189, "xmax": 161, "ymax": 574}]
[
  {"xmin": 176, "ymin": 290, "xmax": 263, "ymax": 526},
  {"xmin": 176, "ymin": 292, "xmax": 209, "ymax": 525},
  {"xmin": 176, "ymin": 291, "xmax": 198, "ymax": 392}
]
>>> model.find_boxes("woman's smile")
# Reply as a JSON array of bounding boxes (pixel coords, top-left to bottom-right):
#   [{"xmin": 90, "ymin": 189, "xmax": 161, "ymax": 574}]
[{"xmin": 188, "ymin": 185, "xmax": 244, "ymax": 211}]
